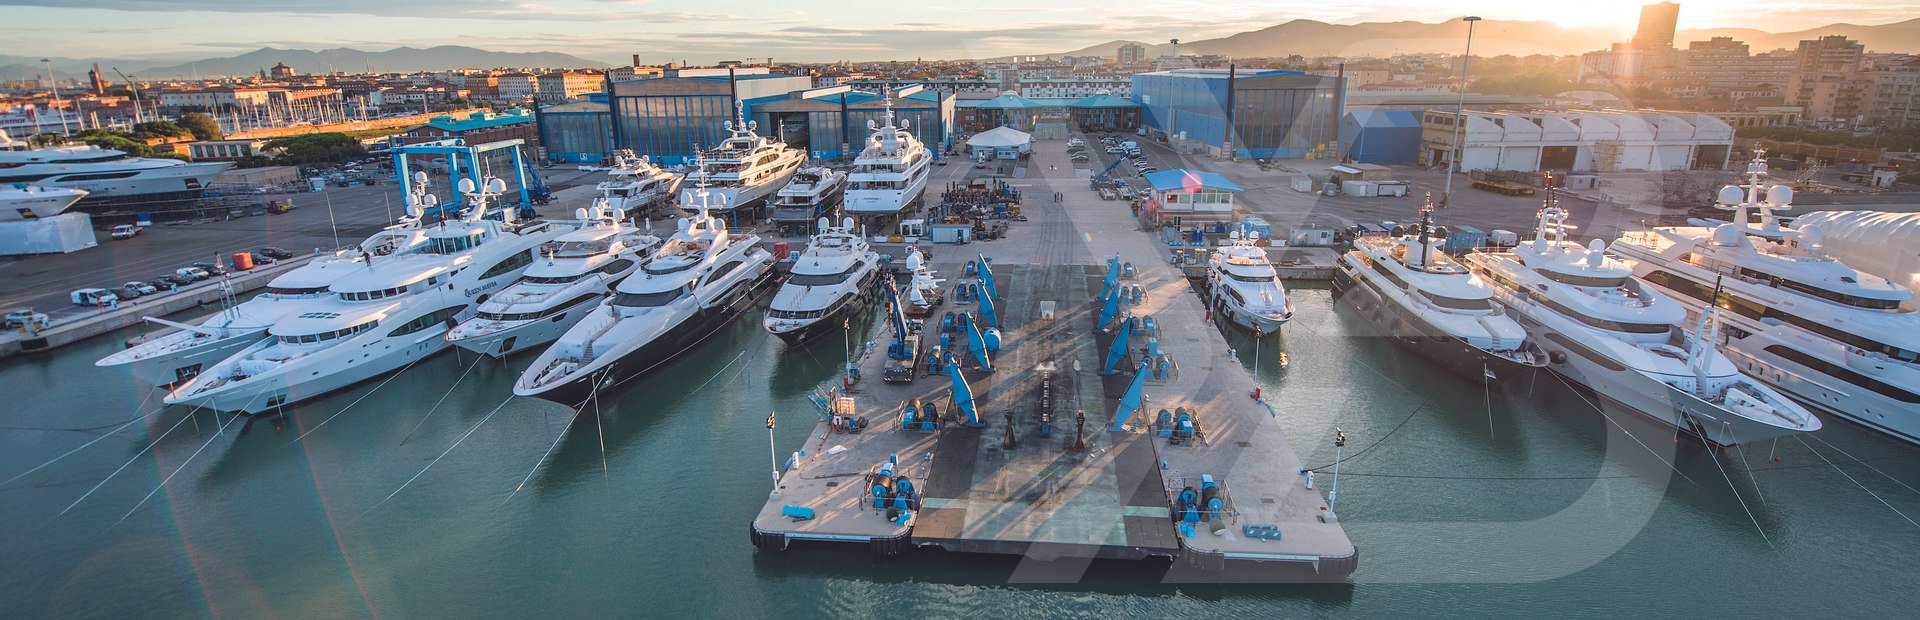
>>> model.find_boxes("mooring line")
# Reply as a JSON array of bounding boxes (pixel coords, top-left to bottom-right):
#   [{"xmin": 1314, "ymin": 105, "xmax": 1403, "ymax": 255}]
[
  {"xmin": 359, "ymin": 394, "xmax": 515, "ymax": 520},
  {"xmin": 1806, "ymin": 433, "xmax": 1920, "ymax": 499},
  {"xmin": 502, "ymin": 400, "xmax": 590, "ymax": 505},
  {"xmin": 3, "ymin": 388, "xmax": 162, "ymax": 488},
  {"xmin": 288, "ymin": 355, "xmax": 427, "ymax": 446},
  {"xmin": 1548, "ymin": 371, "xmax": 1698, "ymax": 487},
  {"xmin": 397, "ymin": 351, "xmax": 488, "ymax": 447},
  {"xmin": 1704, "ymin": 438, "xmax": 1774, "ymax": 549},
  {"xmin": 1797, "ymin": 436, "xmax": 1920, "ymax": 531},
  {"xmin": 58, "ymin": 404, "xmax": 204, "ymax": 517},
  {"xmin": 112, "ymin": 406, "xmax": 241, "ymax": 528}
]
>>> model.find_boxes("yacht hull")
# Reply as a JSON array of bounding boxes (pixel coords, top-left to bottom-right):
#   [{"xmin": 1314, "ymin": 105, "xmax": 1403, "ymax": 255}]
[
  {"xmin": 173, "ymin": 330, "xmax": 452, "ymax": 415},
  {"xmin": 766, "ymin": 276, "xmax": 879, "ymax": 346},
  {"xmin": 1331, "ymin": 268, "xmax": 1537, "ymax": 383},
  {"xmin": 1512, "ymin": 313, "xmax": 1806, "ymax": 446},
  {"xmin": 112, "ymin": 331, "xmax": 268, "ymax": 387},
  {"xmin": 527, "ymin": 272, "xmax": 775, "ymax": 407},
  {"xmin": 449, "ymin": 301, "xmax": 602, "ymax": 358}
]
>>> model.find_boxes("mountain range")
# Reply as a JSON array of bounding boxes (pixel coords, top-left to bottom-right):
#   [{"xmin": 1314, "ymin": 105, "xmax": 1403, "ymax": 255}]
[
  {"xmin": 1043, "ymin": 17, "xmax": 1920, "ymax": 60},
  {"xmin": 1, "ymin": 46, "xmax": 611, "ymax": 82}
]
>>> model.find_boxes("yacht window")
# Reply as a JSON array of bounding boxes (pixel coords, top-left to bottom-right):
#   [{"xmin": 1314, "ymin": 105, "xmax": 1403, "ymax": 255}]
[
  {"xmin": 1227, "ymin": 270, "xmax": 1276, "ymax": 283},
  {"xmin": 1764, "ymin": 345, "xmax": 1919, "ymax": 403},
  {"xmin": 339, "ymin": 285, "xmax": 409, "ymax": 302},
  {"xmin": 1420, "ymin": 290, "xmax": 1493, "ymax": 310},
  {"xmin": 477, "ymin": 294, "xmax": 599, "ymax": 322},
  {"xmin": 1540, "ymin": 270, "xmax": 1626, "ymax": 288},
  {"xmin": 279, "ymin": 320, "xmax": 377, "ymax": 344},
  {"xmin": 613, "ymin": 287, "xmax": 686, "ymax": 307},
  {"xmin": 481, "ymin": 251, "xmax": 534, "ymax": 279},
  {"xmin": 788, "ymin": 261, "xmax": 863, "ymax": 286},
  {"xmin": 55, "ymin": 171, "xmax": 141, "ymax": 182},
  {"xmin": 1368, "ymin": 261, "xmax": 1410, "ymax": 290},
  {"xmin": 1716, "ymin": 295, "xmax": 1919, "ymax": 363},
  {"xmin": 268, "ymin": 286, "xmax": 329, "ymax": 296},
  {"xmin": 601, "ymin": 259, "xmax": 636, "ymax": 275},
  {"xmin": 522, "ymin": 273, "xmax": 586, "ymax": 285},
  {"xmin": 1527, "ymin": 291, "xmax": 1671, "ymax": 334},
  {"xmin": 387, "ymin": 305, "xmax": 467, "ymax": 337},
  {"xmin": 1736, "ymin": 267, "xmax": 1903, "ymax": 309}
]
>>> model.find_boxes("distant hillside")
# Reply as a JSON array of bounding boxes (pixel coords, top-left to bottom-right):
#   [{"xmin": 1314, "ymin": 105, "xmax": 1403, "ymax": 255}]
[
  {"xmin": 132, "ymin": 46, "xmax": 613, "ymax": 78},
  {"xmin": 1018, "ymin": 17, "xmax": 1920, "ymax": 61}
]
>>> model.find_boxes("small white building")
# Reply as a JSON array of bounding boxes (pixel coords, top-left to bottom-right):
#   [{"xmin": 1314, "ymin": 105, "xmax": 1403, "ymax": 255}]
[
  {"xmin": 1420, "ymin": 109, "xmax": 1734, "ymax": 173},
  {"xmin": 964, "ymin": 126, "xmax": 1032, "ymax": 159}
]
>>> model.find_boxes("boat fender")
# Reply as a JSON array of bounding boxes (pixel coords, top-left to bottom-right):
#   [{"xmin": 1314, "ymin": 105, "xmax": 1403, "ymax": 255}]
[{"xmin": 1549, "ymin": 350, "xmax": 1568, "ymax": 365}]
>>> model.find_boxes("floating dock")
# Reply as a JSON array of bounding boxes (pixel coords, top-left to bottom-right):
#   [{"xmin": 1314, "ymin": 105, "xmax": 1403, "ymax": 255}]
[{"xmin": 750, "ymin": 178, "xmax": 1357, "ymax": 576}]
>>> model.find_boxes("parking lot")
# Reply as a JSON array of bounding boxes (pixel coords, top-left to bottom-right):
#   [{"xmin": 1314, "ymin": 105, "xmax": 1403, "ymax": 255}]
[
  {"xmin": 0, "ymin": 167, "xmax": 607, "ymax": 325},
  {"xmin": 1069, "ymin": 127, "xmax": 1695, "ymax": 246}
]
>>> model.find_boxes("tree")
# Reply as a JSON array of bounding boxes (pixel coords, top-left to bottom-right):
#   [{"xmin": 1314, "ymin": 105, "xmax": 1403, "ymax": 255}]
[
  {"xmin": 177, "ymin": 113, "xmax": 224, "ymax": 141},
  {"xmin": 130, "ymin": 120, "xmax": 189, "ymax": 140},
  {"xmin": 77, "ymin": 133, "xmax": 156, "ymax": 158},
  {"xmin": 265, "ymin": 132, "xmax": 367, "ymax": 165}
]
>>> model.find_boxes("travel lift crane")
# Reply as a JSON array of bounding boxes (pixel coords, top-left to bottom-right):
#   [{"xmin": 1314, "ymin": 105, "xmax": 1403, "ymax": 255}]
[
  {"xmin": 390, "ymin": 137, "xmax": 541, "ymax": 222},
  {"xmin": 1091, "ymin": 152, "xmax": 1138, "ymax": 187}
]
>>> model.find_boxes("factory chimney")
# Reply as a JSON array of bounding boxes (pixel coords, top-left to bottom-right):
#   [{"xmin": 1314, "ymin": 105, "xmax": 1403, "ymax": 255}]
[{"xmin": 632, "ymin": 54, "xmax": 641, "ymax": 67}]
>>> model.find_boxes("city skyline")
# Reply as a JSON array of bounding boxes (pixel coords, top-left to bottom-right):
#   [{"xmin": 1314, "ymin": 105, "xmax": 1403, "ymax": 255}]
[{"xmin": 6, "ymin": 0, "xmax": 1920, "ymax": 64}]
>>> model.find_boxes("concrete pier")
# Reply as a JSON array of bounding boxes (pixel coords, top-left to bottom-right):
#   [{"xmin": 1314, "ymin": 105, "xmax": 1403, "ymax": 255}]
[
  {"xmin": 0, "ymin": 255, "xmax": 317, "ymax": 359},
  {"xmin": 749, "ymin": 139, "xmax": 1356, "ymax": 576}
]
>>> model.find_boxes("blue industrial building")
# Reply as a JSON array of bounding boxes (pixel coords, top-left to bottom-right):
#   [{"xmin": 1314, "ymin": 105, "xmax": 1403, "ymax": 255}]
[
  {"xmin": 1131, "ymin": 68, "xmax": 1345, "ymax": 159},
  {"xmin": 536, "ymin": 93, "xmax": 612, "ymax": 163},
  {"xmin": 747, "ymin": 84, "xmax": 953, "ymax": 160},
  {"xmin": 1337, "ymin": 110, "xmax": 1422, "ymax": 164},
  {"xmin": 536, "ymin": 76, "xmax": 953, "ymax": 164}
]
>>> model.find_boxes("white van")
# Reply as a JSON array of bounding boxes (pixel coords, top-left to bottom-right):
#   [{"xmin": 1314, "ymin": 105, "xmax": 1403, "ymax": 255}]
[
  {"xmin": 71, "ymin": 288, "xmax": 119, "ymax": 307},
  {"xmin": 110, "ymin": 224, "xmax": 140, "ymax": 240}
]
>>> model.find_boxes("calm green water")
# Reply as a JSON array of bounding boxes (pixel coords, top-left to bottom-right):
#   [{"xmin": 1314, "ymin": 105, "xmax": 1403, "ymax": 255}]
[{"xmin": 3, "ymin": 284, "xmax": 1916, "ymax": 618}]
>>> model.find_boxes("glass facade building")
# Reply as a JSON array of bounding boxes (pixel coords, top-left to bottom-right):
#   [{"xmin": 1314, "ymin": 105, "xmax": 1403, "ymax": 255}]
[
  {"xmin": 603, "ymin": 74, "xmax": 813, "ymax": 164},
  {"xmin": 1132, "ymin": 69, "xmax": 1345, "ymax": 159},
  {"xmin": 536, "ymin": 98, "xmax": 613, "ymax": 163},
  {"xmin": 750, "ymin": 85, "xmax": 954, "ymax": 160}
]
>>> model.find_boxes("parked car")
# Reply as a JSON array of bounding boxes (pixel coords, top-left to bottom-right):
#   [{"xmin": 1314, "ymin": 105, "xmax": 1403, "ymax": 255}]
[
  {"xmin": 110, "ymin": 224, "xmax": 140, "ymax": 240},
  {"xmin": 191, "ymin": 262, "xmax": 229, "ymax": 277},
  {"xmin": 158, "ymin": 274, "xmax": 193, "ymax": 287},
  {"xmin": 127, "ymin": 281, "xmax": 159, "ymax": 295},
  {"xmin": 259, "ymin": 246, "xmax": 295, "ymax": 260},
  {"xmin": 1105, "ymin": 146, "xmax": 1125, "ymax": 154},
  {"xmin": 4, "ymin": 309, "xmax": 50, "ymax": 329},
  {"xmin": 71, "ymin": 288, "xmax": 119, "ymax": 307},
  {"xmin": 118, "ymin": 282, "xmax": 147, "ymax": 299},
  {"xmin": 144, "ymin": 278, "xmax": 174, "ymax": 291},
  {"xmin": 176, "ymin": 267, "xmax": 211, "ymax": 281}
]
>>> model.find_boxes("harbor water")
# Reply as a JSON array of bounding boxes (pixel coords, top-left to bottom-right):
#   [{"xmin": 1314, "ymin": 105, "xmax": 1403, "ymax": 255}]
[{"xmin": 3, "ymin": 284, "xmax": 1916, "ymax": 617}]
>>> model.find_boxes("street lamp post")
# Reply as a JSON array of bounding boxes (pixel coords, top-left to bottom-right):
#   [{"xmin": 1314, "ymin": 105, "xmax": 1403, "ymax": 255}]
[{"xmin": 1440, "ymin": 15, "xmax": 1482, "ymax": 210}]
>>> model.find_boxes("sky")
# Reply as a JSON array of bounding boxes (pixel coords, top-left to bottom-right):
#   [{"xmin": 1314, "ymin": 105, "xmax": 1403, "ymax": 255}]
[{"xmin": 5, "ymin": 0, "xmax": 1920, "ymax": 64}]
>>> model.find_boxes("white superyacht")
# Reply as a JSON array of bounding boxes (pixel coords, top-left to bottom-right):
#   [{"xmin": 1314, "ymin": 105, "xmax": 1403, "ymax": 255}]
[
  {"xmin": 688, "ymin": 103, "xmax": 805, "ymax": 212},
  {"xmin": 1613, "ymin": 154, "xmax": 1919, "ymax": 443},
  {"xmin": 97, "ymin": 177, "xmax": 451, "ymax": 386},
  {"xmin": 1206, "ymin": 231, "xmax": 1293, "ymax": 333},
  {"xmin": 0, "ymin": 130, "xmax": 232, "ymax": 214},
  {"xmin": 595, "ymin": 149, "xmax": 681, "ymax": 214},
  {"xmin": 1332, "ymin": 195, "xmax": 1543, "ymax": 382},
  {"xmin": 0, "ymin": 183, "xmax": 87, "ymax": 220},
  {"xmin": 514, "ymin": 169, "xmax": 776, "ymax": 405},
  {"xmin": 444, "ymin": 197, "xmax": 661, "ymax": 357},
  {"xmin": 843, "ymin": 100, "xmax": 933, "ymax": 216},
  {"xmin": 764, "ymin": 217, "xmax": 882, "ymax": 344},
  {"xmin": 1463, "ymin": 192, "xmax": 1819, "ymax": 445},
  {"xmin": 165, "ymin": 177, "xmax": 566, "ymax": 414},
  {"xmin": 769, "ymin": 167, "xmax": 846, "ymax": 231}
]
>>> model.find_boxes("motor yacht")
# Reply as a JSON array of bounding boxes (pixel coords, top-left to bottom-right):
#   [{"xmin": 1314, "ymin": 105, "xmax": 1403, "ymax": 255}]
[
  {"xmin": 764, "ymin": 217, "xmax": 881, "ymax": 344},
  {"xmin": 1206, "ymin": 231, "xmax": 1293, "ymax": 333}
]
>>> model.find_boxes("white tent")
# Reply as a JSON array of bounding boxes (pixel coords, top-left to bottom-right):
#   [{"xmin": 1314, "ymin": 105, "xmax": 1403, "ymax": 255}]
[
  {"xmin": 965, "ymin": 126, "xmax": 1032, "ymax": 159},
  {"xmin": 0, "ymin": 213, "xmax": 97, "ymax": 256}
]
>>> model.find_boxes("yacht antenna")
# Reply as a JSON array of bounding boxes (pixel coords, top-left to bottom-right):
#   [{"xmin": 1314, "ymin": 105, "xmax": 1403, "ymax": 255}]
[{"xmin": 1417, "ymin": 191, "xmax": 1435, "ymax": 268}]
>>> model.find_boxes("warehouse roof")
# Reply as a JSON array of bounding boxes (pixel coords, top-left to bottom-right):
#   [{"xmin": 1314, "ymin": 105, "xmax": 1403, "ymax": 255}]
[
  {"xmin": 418, "ymin": 109, "xmax": 533, "ymax": 132},
  {"xmin": 971, "ymin": 92, "xmax": 1044, "ymax": 110},
  {"xmin": 1066, "ymin": 93, "xmax": 1139, "ymax": 109},
  {"xmin": 1145, "ymin": 169, "xmax": 1243, "ymax": 193}
]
